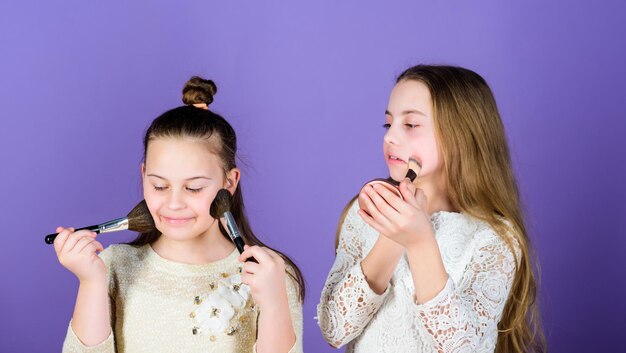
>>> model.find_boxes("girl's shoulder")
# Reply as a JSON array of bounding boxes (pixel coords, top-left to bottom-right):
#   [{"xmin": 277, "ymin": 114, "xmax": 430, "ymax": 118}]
[
  {"xmin": 432, "ymin": 211, "xmax": 520, "ymax": 260},
  {"xmin": 98, "ymin": 243, "xmax": 149, "ymax": 270}
]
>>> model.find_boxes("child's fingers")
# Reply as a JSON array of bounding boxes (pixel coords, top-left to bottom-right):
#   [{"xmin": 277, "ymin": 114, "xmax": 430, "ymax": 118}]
[
  {"xmin": 398, "ymin": 180, "xmax": 420, "ymax": 208},
  {"xmin": 62, "ymin": 230, "xmax": 96, "ymax": 253},
  {"xmin": 53, "ymin": 227, "xmax": 72, "ymax": 253},
  {"xmin": 239, "ymin": 245, "xmax": 272, "ymax": 264},
  {"xmin": 93, "ymin": 240, "xmax": 104, "ymax": 252},
  {"xmin": 72, "ymin": 237, "xmax": 99, "ymax": 255},
  {"xmin": 242, "ymin": 261, "xmax": 260, "ymax": 275},
  {"xmin": 414, "ymin": 188, "xmax": 428, "ymax": 210},
  {"xmin": 260, "ymin": 247, "xmax": 281, "ymax": 261},
  {"xmin": 357, "ymin": 209, "xmax": 392, "ymax": 238},
  {"xmin": 370, "ymin": 184, "xmax": 407, "ymax": 213},
  {"xmin": 359, "ymin": 190, "xmax": 394, "ymax": 230},
  {"xmin": 366, "ymin": 185, "xmax": 398, "ymax": 214},
  {"xmin": 241, "ymin": 272, "xmax": 253, "ymax": 286}
]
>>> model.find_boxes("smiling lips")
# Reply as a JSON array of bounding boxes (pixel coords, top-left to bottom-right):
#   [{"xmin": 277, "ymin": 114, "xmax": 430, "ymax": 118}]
[
  {"xmin": 387, "ymin": 154, "xmax": 406, "ymax": 164},
  {"xmin": 161, "ymin": 216, "xmax": 194, "ymax": 226}
]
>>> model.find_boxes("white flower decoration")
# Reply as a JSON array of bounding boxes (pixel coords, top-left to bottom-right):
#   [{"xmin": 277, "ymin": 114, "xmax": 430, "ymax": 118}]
[
  {"xmin": 195, "ymin": 291, "xmax": 235, "ymax": 333},
  {"xmin": 218, "ymin": 274, "xmax": 250, "ymax": 308}
]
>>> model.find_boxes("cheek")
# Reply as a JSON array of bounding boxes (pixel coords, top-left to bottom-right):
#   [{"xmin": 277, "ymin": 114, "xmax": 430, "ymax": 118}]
[
  {"xmin": 191, "ymin": 191, "xmax": 218, "ymax": 217},
  {"xmin": 143, "ymin": 185, "xmax": 164, "ymax": 211},
  {"xmin": 409, "ymin": 135, "xmax": 441, "ymax": 171}
]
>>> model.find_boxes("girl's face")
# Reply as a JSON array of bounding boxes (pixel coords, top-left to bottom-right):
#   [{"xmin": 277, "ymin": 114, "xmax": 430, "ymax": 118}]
[
  {"xmin": 142, "ymin": 137, "xmax": 239, "ymax": 242},
  {"xmin": 384, "ymin": 79, "xmax": 443, "ymax": 183}
]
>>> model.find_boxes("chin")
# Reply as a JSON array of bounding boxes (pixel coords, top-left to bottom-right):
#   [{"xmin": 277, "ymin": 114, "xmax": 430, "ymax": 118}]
[{"xmin": 388, "ymin": 170, "xmax": 405, "ymax": 183}]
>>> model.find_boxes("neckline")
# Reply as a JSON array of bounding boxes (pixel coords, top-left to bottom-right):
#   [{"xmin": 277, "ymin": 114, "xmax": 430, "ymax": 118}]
[{"xmin": 144, "ymin": 244, "xmax": 240, "ymax": 276}]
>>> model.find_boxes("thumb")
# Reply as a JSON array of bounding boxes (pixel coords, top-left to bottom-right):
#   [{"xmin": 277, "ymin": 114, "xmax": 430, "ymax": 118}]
[{"xmin": 398, "ymin": 179, "xmax": 419, "ymax": 207}]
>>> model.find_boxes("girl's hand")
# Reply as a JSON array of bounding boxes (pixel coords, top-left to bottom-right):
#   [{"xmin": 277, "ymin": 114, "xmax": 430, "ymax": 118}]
[
  {"xmin": 357, "ymin": 179, "xmax": 434, "ymax": 248},
  {"xmin": 53, "ymin": 226, "xmax": 107, "ymax": 284},
  {"xmin": 238, "ymin": 245, "xmax": 289, "ymax": 313}
]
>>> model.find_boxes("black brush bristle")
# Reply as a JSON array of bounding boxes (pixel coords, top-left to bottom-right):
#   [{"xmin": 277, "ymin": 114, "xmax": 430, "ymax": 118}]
[
  {"xmin": 405, "ymin": 158, "xmax": 422, "ymax": 182},
  {"xmin": 210, "ymin": 189, "xmax": 232, "ymax": 218},
  {"xmin": 127, "ymin": 200, "xmax": 156, "ymax": 233}
]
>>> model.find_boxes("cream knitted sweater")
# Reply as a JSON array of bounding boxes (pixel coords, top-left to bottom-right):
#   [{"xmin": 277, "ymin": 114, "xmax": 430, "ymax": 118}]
[{"xmin": 62, "ymin": 244, "xmax": 303, "ymax": 353}]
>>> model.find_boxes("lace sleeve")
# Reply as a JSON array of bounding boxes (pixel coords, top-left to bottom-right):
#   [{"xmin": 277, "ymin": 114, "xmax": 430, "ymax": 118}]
[
  {"xmin": 414, "ymin": 231, "xmax": 518, "ymax": 352},
  {"xmin": 317, "ymin": 201, "xmax": 390, "ymax": 348}
]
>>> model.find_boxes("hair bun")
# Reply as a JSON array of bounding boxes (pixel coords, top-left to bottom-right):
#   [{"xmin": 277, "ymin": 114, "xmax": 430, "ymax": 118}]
[{"xmin": 182, "ymin": 76, "xmax": 217, "ymax": 106}]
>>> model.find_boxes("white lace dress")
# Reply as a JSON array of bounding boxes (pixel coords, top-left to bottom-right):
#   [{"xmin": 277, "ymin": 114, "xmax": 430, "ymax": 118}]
[{"xmin": 317, "ymin": 201, "xmax": 518, "ymax": 353}]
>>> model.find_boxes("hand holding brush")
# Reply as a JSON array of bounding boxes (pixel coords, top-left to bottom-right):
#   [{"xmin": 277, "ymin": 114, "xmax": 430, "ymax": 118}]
[{"xmin": 210, "ymin": 189, "xmax": 258, "ymax": 263}]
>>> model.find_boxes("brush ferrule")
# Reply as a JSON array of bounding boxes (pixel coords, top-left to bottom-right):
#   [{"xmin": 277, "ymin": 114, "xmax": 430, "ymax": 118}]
[
  {"xmin": 98, "ymin": 217, "xmax": 129, "ymax": 234},
  {"xmin": 223, "ymin": 212, "xmax": 241, "ymax": 240}
]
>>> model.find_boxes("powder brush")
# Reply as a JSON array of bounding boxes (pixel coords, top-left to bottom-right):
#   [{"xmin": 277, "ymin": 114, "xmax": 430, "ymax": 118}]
[
  {"xmin": 210, "ymin": 189, "xmax": 257, "ymax": 263},
  {"xmin": 44, "ymin": 200, "xmax": 155, "ymax": 244}
]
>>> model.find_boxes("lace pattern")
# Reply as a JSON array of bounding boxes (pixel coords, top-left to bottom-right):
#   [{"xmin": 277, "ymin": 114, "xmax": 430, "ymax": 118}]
[{"xmin": 317, "ymin": 201, "xmax": 518, "ymax": 353}]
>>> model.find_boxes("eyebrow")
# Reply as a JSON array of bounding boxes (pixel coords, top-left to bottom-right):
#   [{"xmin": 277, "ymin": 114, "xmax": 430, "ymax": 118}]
[
  {"xmin": 385, "ymin": 109, "xmax": 427, "ymax": 117},
  {"xmin": 146, "ymin": 174, "xmax": 212, "ymax": 181}
]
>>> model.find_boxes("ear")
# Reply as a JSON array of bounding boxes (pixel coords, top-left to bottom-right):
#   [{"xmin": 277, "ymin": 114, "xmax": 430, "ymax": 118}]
[
  {"xmin": 224, "ymin": 168, "xmax": 241, "ymax": 195},
  {"xmin": 141, "ymin": 163, "xmax": 146, "ymax": 179}
]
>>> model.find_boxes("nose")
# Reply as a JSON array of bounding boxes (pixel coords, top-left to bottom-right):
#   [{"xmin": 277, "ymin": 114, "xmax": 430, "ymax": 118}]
[
  {"xmin": 384, "ymin": 124, "xmax": 399, "ymax": 146},
  {"xmin": 167, "ymin": 189, "xmax": 186, "ymax": 210}
]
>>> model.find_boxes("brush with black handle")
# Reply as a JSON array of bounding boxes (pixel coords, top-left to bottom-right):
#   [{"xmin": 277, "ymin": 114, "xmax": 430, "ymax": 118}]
[
  {"xmin": 44, "ymin": 200, "xmax": 156, "ymax": 244},
  {"xmin": 210, "ymin": 189, "xmax": 257, "ymax": 263}
]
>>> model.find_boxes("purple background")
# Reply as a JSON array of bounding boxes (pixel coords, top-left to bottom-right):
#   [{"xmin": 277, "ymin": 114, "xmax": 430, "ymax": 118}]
[{"xmin": 1, "ymin": 1, "xmax": 625, "ymax": 352}]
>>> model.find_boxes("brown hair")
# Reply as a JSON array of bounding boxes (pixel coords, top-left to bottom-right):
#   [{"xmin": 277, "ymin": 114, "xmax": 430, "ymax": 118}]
[
  {"xmin": 182, "ymin": 76, "xmax": 217, "ymax": 106},
  {"xmin": 130, "ymin": 77, "xmax": 305, "ymax": 301},
  {"xmin": 337, "ymin": 65, "xmax": 545, "ymax": 352}
]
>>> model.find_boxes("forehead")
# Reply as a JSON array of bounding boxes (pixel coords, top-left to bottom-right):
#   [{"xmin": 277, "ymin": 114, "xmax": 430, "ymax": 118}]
[
  {"xmin": 145, "ymin": 137, "xmax": 222, "ymax": 173},
  {"xmin": 387, "ymin": 80, "xmax": 433, "ymax": 117}
]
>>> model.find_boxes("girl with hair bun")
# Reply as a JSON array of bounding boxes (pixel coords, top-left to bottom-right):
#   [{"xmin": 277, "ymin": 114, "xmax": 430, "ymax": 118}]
[{"xmin": 53, "ymin": 76, "xmax": 304, "ymax": 353}]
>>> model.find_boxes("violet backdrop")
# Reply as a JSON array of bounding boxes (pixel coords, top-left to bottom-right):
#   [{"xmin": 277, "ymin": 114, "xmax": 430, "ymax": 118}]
[{"xmin": 1, "ymin": 1, "xmax": 625, "ymax": 352}]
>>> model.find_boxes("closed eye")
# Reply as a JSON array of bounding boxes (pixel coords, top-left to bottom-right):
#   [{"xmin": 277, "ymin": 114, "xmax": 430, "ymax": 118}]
[{"xmin": 186, "ymin": 187, "xmax": 204, "ymax": 193}]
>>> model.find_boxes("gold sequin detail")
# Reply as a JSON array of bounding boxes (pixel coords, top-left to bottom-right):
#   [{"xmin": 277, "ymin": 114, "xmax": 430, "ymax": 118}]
[
  {"xmin": 232, "ymin": 284, "xmax": 240, "ymax": 291},
  {"xmin": 221, "ymin": 272, "xmax": 229, "ymax": 278},
  {"xmin": 192, "ymin": 327, "xmax": 200, "ymax": 335},
  {"xmin": 209, "ymin": 282, "xmax": 216, "ymax": 290},
  {"xmin": 211, "ymin": 307, "xmax": 220, "ymax": 317},
  {"xmin": 189, "ymin": 312, "xmax": 196, "ymax": 319},
  {"xmin": 227, "ymin": 327, "xmax": 237, "ymax": 335},
  {"xmin": 210, "ymin": 335, "xmax": 217, "ymax": 342},
  {"xmin": 194, "ymin": 296, "xmax": 202, "ymax": 305}
]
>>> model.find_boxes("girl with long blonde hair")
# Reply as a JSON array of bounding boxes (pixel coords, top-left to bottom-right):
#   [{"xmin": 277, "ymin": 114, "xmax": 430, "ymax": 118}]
[{"xmin": 317, "ymin": 65, "xmax": 545, "ymax": 353}]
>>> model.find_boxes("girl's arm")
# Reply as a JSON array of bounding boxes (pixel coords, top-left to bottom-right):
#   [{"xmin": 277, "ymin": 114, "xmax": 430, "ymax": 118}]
[
  {"xmin": 360, "ymin": 224, "xmax": 405, "ymax": 294},
  {"xmin": 239, "ymin": 246, "xmax": 301, "ymax": 353},
  {"xmin": 411, "ymin": 232, "xmax": 516, "ymax": 351},
  {"xmin": 54, "ymin": 227, "xmax": 114, "ymax": 352},
  {"xmin": 361, "ymin": 181, "xmax": 517, "ymax": 351},
  {"xmin": 316, "ymin": 201, "xmax": 399, "ymax": 348}
]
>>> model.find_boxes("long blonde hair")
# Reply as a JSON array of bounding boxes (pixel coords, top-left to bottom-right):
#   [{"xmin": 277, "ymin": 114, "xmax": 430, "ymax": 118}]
[{"xmin": 338, "ymin": 65, "xmax": 545, "ymax": 352}]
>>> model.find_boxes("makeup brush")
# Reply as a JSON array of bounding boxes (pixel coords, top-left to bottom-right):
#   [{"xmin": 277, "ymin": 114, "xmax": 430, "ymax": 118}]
[
  {"xmin": 44, "ymin": 200, "xmax": 155, "ymax": 244},
  {"xmin": 358, "ymin": 157, "xmax": 422, "ymax": 216},
  {"xmin": 405, "ymin": 158, "xmax": 422, "ymax": 182},
  {"xmin": 210, "ymin": 189, "xmax": 257, "ymax": 263}
]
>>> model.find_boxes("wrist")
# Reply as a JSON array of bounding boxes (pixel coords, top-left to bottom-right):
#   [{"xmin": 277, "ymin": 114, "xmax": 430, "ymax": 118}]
[
  {"xmin": 405, "ymin": 228, "xmax": 437, "ymax": 252},
  {"xmin": 257, "ymin": 290, "xmax": 289, "ymax": 315},
  {"xmin": 258, "ymin": 295, "xmax": 290, "ymax": 315},
  {"xmin": 79, "ymin": 277, "xmax": 108, "ymax": 289}
]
